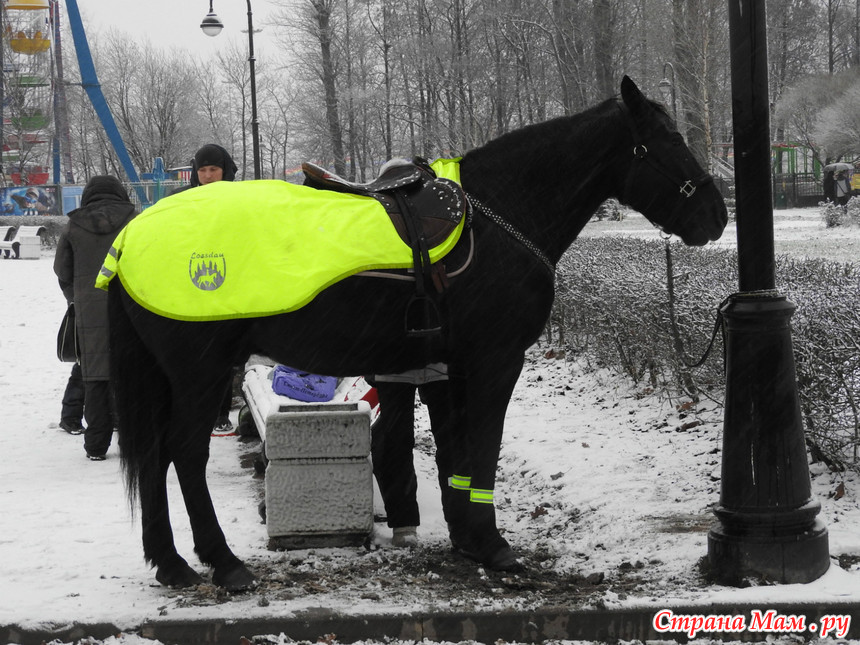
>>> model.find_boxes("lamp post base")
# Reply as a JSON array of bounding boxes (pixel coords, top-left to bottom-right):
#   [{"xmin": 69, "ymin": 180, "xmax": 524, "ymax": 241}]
[
  {"xmin": 707, "ymin": 292, "xmax": 829, "ymax": 585},
  {"xmin": 708, "ymin": 514, "xmax": 830, "ymax": 585}
]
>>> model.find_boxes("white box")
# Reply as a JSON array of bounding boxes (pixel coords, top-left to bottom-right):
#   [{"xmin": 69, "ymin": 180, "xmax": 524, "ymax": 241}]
[
  {"xmin": 241, "ymin": 364, "xmax": 375, "ymax": 548},
  {"xmin": 265, "ymin": 459, "xmax": 373, "ymax": 546},
  {"xmin": 18, "ymin": 236, "xmax": 40, "ymax": 259}
]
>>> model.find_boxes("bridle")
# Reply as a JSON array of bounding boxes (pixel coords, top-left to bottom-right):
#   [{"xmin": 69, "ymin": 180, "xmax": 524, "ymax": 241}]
[{"xmin": 618, "ymin": 103, "xmax": 714, "ymax": 228}]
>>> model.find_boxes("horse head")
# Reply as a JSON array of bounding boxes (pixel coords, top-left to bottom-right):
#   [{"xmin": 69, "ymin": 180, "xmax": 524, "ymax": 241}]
[{"xmin": 618, "ymin": 76, "xmax": 728, "ymax": 246}]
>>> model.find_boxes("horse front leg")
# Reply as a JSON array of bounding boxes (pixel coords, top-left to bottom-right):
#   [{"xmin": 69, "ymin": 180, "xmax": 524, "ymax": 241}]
[
  {"xmin": 438, "ymin": 357, "xmax": 525, "ymax": 571},
  {"xmin": 420, "ymin": 380, "xmax": 469, "ymax": 530}
]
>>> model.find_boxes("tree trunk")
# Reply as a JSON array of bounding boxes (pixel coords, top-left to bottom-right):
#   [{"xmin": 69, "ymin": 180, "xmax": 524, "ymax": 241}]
[
  {"xmin": 313, "ymin": 0, "xmax": 346, "ymax": 175},
  {"xmin": 593, "ymin": 0, "xmax": 613, "ymax": 98}
]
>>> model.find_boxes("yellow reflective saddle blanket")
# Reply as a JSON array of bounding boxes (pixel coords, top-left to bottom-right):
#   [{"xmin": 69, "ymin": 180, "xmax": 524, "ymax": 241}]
[{"xmin": 98, "ymin": 159, "xmax": 465, "ymax": 321}]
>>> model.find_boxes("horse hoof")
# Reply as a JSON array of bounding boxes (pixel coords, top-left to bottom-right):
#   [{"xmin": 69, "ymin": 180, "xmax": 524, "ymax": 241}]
[
  {"xmin": 213, "ymin": 561, "xmax": 257, "ymax": 592},
  {"xmin": 484, "ymin": 545, "xmax": 524, "ymax": 572},
  {"xmin": 451, "ymin": 538, "xmax": 523, "ymax": 572},
  {"xmin": 155, "ymin": 558, "xmax": 203, "ymax": 588}
]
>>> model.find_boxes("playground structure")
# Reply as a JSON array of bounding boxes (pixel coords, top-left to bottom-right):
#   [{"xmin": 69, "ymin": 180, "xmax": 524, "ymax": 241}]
[{"xmin": 713, "ymin": 141, "xmax": 850, "ymax": 208}]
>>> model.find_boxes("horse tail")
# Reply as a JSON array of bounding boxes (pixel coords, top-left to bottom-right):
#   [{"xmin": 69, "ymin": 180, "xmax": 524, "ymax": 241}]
[{"xmin": 109, "ymin": 283, "xmax": 168, "ymax": 515}]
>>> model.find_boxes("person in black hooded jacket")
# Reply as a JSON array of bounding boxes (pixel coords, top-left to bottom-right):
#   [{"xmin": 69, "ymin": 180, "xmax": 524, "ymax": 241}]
[
  {"xmin": 171, "ymin": 143, "xmax": 240, "ymax": 434},
  {"xmin": 54, "ymin": 176, "xmax": 137, "ymax": 460},
  {"xmin": 171, "ymin": 143, "xmax": 238, "ymax": 194}
]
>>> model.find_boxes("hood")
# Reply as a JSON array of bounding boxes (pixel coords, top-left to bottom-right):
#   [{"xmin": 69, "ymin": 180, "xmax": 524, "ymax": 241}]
[
  {"xmin": 68, "ymin": 200, "xmax": 136, "ymax": 235},
  {"xmin": 81, "ymin": 175, "xmax": 130, "ymax": 206}
]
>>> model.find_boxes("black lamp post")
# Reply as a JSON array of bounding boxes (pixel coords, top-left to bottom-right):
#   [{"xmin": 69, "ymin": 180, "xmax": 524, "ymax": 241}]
[
  {"xmin": 658, "ymin": 62, "xmax": 677, "ymax": 120},
  {"xmin": 707, "ymin": 0, "xmax": 830, "ymax": 584},
  {"xmin": 201, "ymin": 0, "xmax": 262, "ymax": 180}
]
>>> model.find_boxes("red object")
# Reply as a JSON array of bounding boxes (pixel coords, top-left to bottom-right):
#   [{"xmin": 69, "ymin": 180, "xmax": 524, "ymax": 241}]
[{"xmin": 10, "ymin": 170, "xmax": 49, "ymax": 186}]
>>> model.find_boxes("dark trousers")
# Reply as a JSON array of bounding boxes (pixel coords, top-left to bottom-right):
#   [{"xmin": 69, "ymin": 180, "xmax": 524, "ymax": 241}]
[
  {"xmin": 61, "ymin": 362, "xmax": 85, "ymax": 426},
  {"xmin": 218, "ymin": 367, "xmax": 237, "ymax": 419},
  {"xmin": 83, "ymin": 380, "xmax": 114, "ymax": 457},
  {"xmin": 371, "ymin": 382, "xmax": 421, "ymax": 528}
]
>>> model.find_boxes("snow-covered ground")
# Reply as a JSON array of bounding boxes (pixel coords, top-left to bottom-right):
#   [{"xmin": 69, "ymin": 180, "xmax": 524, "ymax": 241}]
[{"xmin": 3, "ymin": 208, "xmax": 860, "ymax": 644}]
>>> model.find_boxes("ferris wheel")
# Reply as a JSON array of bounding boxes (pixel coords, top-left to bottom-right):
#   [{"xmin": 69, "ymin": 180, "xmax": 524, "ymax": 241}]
[
  {"xmin": 1, "ymin": 0, "xmax": 53, "ymax": 186},
  {"xmin": 1, "ymin": 0, "xmax": 140, "ymax": 190}
]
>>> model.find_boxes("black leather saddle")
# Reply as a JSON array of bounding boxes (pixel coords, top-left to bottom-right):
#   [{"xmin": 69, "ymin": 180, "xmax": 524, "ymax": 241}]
[
  {"xmin": 302, "ymin": 158, "xmax": 468, "ymax": 337},
  {"xmin": 302, "ymin": 158, "xmax": 466, "ymax": 249}
]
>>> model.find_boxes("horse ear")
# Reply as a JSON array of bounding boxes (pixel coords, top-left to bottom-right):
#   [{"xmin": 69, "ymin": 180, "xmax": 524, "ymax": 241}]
[{"xmin": 620, "ymin": 76, "xmax": 648, "ymax": 113}]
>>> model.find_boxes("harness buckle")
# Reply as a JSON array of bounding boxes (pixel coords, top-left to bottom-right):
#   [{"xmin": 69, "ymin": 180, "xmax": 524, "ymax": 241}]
[{"xmin": 680, "ymin": 180, "xmax": 697, "ymax": 197}]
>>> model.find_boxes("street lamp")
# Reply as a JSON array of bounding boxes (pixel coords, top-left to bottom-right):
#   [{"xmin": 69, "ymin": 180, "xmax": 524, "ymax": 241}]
[
  {"xmin": 201, "ymin": 0, "xmax": 262, "ymax": 180},
  {"xmin": 200, "ymin": 0, "xmax": 223, "ymax": 36},
  {"xmin": 707, "ymin": 0, "xmax": 830, "ymax": 585},
  {"xmin": 658, "ymin": 61, "xmax": 677, "ymax": 120}
]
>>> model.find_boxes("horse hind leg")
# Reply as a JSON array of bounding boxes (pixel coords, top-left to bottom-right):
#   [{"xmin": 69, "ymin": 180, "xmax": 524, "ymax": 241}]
[
  {"xmin": 172, "ymin": 450, "xmax": 256, "ymax": 591},
  {"xmin": 140, "ymin": 444, "xmax": 204, "ymax": 588},
  {"xmin": 120, "ymin": 340, "xmax": 203, "ymax": 587},
  {"xmin": 168, "ymin": 379, "xmax": 257, "ymax": 591}
]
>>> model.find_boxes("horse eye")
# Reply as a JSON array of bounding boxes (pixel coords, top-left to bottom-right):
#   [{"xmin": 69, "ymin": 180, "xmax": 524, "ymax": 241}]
[{"xmin": 671, "ymin": 133, "xmax": 684, "ymax": 146}]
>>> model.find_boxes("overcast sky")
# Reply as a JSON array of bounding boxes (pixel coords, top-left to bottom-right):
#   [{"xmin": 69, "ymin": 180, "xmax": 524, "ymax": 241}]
[{"xmin": 61, "ymin": 0, "xmax": 282, "ymax": 58}]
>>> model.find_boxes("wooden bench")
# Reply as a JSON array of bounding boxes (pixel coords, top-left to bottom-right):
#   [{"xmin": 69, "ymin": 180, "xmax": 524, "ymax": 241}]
[
  {"xmin": 241, "ymin": 363, "xmax": 378, "ymax": 549},
  {"xmin": 0, "ymin": 225, "xmax": 45, "ymax": 259}
]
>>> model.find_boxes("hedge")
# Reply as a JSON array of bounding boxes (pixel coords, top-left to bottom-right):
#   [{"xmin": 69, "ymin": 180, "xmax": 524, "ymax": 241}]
[
  {"xmin": 0, "ymin": 215, "xmax": 67, "ymax": 247},
  {"xmin": 553, "ymin": 237, "xmax": 860, "ymax": 469}
]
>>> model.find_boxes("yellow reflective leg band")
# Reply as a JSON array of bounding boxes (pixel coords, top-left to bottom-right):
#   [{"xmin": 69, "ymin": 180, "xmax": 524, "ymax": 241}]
[
  {"xmin": 470, "ymin": 488, "xmax": 494, "ymax": 504},
  {"xmin": 449, "ymin": 474, "xmax": 472, "ymax": 490}
]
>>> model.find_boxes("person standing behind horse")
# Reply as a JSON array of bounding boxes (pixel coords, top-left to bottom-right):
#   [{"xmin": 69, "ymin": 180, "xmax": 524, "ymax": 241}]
[
  {"xmin": 172, "ymin": 144, "xmax": 240, "ymax": 435},
  {"xmin": 370, "ymin": 375, "xmax": 456, "ymax": 548},
  {"xmin": 54, "ymin": 176, "xmax": 136, "ymax": 461},
  {"xmin": 171, "ymin": 143, "xmax": 238, "ymax": 195}
]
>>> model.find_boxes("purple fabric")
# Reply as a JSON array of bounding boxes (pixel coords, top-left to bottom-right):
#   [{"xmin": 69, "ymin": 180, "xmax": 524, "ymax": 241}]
[{"xmin": 271, "ymin": 365, "xmax": 337, "ymax": 402}]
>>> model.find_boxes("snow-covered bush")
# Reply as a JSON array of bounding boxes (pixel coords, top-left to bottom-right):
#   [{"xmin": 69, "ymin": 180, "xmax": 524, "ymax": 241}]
[
  {"xmin": 821, "ymin": 196, "xmax": 860, "ymax": 228},
  {"xmin": 554, "ymin": 237, "xmax": 860, "ymax": 468},
  {"xmin": 591, "ymin": 199, "xmax": 625, "ymax": 222},
  {"xmin": 822, "ymin": 201, "xmax": 847, "ymax": 228},
  {"xmin": 847, "ymin": 196, "xmax": 860, "ymax": 225},
  {"xmin": 555, "ymin": 238, "xmax": 731, "ymax": 394}
]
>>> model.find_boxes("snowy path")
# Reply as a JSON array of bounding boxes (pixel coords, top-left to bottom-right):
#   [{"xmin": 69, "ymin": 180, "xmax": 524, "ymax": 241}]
[{"xmin": 3, "ymin": 251, "xmax": 860, "ymax": 640}]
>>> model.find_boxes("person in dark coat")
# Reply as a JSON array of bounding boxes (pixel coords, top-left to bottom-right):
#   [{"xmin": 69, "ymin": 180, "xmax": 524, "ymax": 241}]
[
  {"xmin": 54, "ymin": 176, "xmax": 136, "ymax": 460},
  {"xmin": 59, "ymin": 363, "xmax": 85, "ymax": 435},
  {"xmin": 823, "ymin": 171, "xmax": 836, "ymax": 203}
]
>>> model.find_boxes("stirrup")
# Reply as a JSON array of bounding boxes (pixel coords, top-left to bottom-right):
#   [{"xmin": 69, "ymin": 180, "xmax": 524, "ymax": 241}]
[{"xmin": 405, "ymin": 294, "xmax": 442, "ymax": 338}]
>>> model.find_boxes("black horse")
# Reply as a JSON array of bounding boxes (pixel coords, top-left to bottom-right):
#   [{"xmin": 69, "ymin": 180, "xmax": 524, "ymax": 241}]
[{"xmin": 109, "ymin": 76, "xmax": 727, "ymax": 590}]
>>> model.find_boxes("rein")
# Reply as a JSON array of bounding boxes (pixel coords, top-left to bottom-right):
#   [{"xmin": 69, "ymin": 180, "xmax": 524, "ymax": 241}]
[
  {"xmin": 466, "ymin": 193, "xmax": 555, "ymax": 275},
  {"xmin": 618, "ymin": 104, "xmax": 714, "ymax": 215},
  {"xmin": 664, "ymin": 241, "xmax": 728, "ymax": 369}
]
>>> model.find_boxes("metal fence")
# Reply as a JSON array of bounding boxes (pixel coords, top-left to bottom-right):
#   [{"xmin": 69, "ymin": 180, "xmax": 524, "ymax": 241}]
[
  {"xmin": 125, "ymin": 180, "xmax": 186, "ymax": 210},
  {"xmin": 773, "ymin": 173, "xmax": 824, "ymax": 208}
]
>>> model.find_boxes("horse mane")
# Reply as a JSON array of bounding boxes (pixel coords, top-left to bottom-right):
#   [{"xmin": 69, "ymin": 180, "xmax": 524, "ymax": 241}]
[
  {"xmin": 465, "ymin": 93, "xmax": 670, "ymax": 166},
  {"xmin": 464, "ymin": 97, "xmax": 623, "ymax": 166},
  {"xmin": 456, "ymin": 93, "xmax": 671, "ymax": 263}
]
